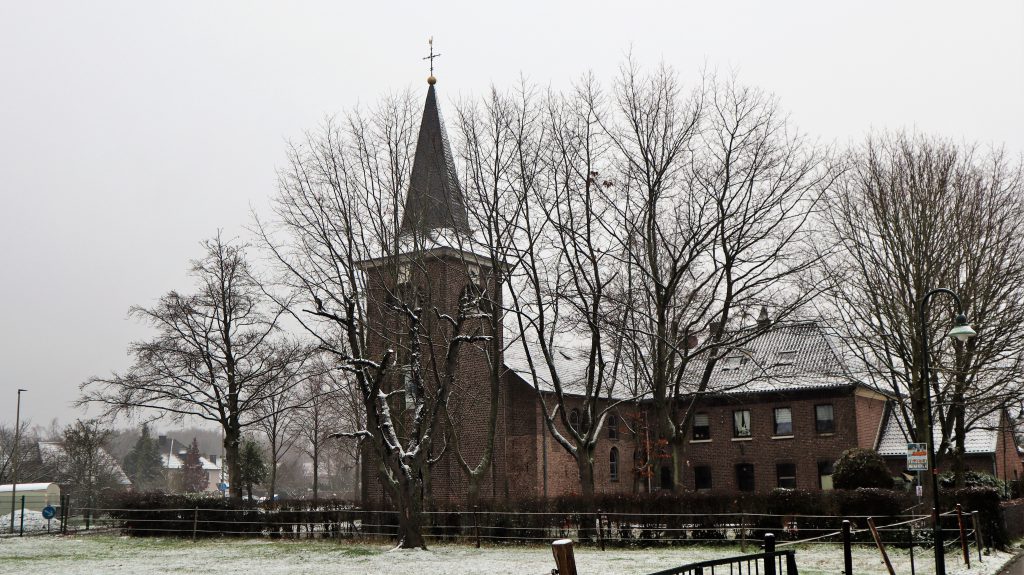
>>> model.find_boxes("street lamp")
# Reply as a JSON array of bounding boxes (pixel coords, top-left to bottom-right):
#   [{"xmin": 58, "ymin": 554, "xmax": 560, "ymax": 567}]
[
  {"xmin": 8, "ymin": 388, "xmax": 26, "ymax": 534},
  {"xmin": 918, "ymin": 289, "xmax": 976, "ymax": 575}
]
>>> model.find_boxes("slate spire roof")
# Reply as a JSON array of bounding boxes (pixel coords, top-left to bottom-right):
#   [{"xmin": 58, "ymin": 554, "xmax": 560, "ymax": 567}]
[{"xmin": 400, "ymin": 80, "xmax": 471, "ymax": 236}]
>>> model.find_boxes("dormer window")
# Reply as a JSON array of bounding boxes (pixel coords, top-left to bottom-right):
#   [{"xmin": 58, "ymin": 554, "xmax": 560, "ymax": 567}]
[
  {"xmin": 721, "ymin": 356, "xmax": 750, "ymax": 371},
  {"xmin": 777, "ymin": 350, "xmax": 798, "ymax": 365}
]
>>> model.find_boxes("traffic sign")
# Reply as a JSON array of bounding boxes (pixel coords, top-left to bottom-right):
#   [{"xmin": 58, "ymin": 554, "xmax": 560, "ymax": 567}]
[
  {"xmin": 41, "ymin": 505, "xmax": 56, "ymax": 520},
  {"xmin": 217, "ymin": 482, "xmax": 228, "ymax": 492},
  {"xmin": 907, "ymin": 443, "xmax": 928, "ymax": 471}
]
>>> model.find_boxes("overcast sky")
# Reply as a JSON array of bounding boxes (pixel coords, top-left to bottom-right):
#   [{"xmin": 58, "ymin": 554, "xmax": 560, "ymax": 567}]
[{"xmin": 1, "ymin": 0, "xmax": 1022, "ymax": 427}]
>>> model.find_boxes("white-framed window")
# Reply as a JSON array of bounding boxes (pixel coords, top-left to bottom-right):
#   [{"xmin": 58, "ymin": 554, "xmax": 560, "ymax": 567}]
[
  {"xmin": 815, "ymin": 404, "xmax": 835, "ymax": 433},
  {"xmin": 693, "ymin": 413, "xmax": 711, "ymax": 440},
  {"xmin": 733, "ymin": 410, "xmax": 752, "ymax": 438},
  {"xmin": 774, "ymin": 407, "xmax": 793, "ymax": 436}
]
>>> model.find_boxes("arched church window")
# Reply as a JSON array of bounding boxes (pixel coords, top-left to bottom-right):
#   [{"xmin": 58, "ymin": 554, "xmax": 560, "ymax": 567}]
[
  {"xmin": 610, "ymin": 448, "xmax": 620, "ymax": 482},
  {"xmin": 607, "ymin": 413, "xmax": 619, "ymax": 440},
  {"xmin": 459, "ymin": 282, "xmax": 493, "ymax": 315},
  {"xmin": 569, "ymin": 408, "xmax": 581, "ymax": 432}
]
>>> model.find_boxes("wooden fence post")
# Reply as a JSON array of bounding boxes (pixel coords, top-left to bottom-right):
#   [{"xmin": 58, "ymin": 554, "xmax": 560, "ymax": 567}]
[
  {"xmin": 740, "ymin": 513, "xmax": 747, "ymax": 552},
  {"xmin": 867, "ymin": 517, "xmax": 895, "ymax": 575},
  {"xmin": 956, "ymin": 504, "xmax": 970, "ymax": 568},
  {"xmin": 764, "ymin": 533, "xmax": 777, "ymax": 575},
  {"xmin": 842, "ymin": 520, "xmax": 853, "ymax": 575},
  {"xmin": 552, "ymin": 538, "xmax": 578, "ymax": 575},
  {"xmin": 192, "ymin": 506, "xmax": 199, "ymax": 542},
  {"xmin": 971, "ymin": 511, "xmax": 983, "ymax": 562},
  {"xmin": 597, "ymin": 509, "xmax": 605, "ymax": 551}
]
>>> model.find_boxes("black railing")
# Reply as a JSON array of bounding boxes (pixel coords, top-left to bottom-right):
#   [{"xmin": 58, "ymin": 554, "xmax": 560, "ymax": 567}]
[{"xmin": 645, "ymin": 534, "xmax": 797, "ymax": 575}]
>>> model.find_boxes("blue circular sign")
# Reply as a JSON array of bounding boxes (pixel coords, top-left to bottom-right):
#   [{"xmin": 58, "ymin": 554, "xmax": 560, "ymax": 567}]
[
  {"xmin": 41, "ymin": 505, "xmax": 56, "ymax": 520},
  {"xmin": 217, "ymin": 482, "xmax": 228, "ymax": 492}
]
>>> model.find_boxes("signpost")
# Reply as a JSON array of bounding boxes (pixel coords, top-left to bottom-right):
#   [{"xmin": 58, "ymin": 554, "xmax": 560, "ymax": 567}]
[
  {"xmin": 42, "ymin": 504, "xmax": 55, "ymax": 532},
  {"xmin": 908, "ymin": 443, "xmax": 928, "ymax": 504},
  {"xmin": 907, "ymin": 443, "xmax": 928, "ymax": 471}
]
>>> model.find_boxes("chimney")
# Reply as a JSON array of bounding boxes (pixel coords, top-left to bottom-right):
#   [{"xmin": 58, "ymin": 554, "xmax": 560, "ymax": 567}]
[
  {"xmin": 158, "ymin": 435, "xmax": 168, "ymax": 448},
  {"xmin": 757, "ymin": 306, "xmax": 770, "ymax": 328},
  {"xmin": 685, "ymin": 334, "xmax": 699, "ymax": 350},
  {"xmin": 209, "ymin": 454, "xmax": 217, "ymax": 464}
]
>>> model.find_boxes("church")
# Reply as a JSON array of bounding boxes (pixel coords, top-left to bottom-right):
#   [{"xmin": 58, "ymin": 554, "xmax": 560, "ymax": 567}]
[{"xmin": 359, "ymin": 72, "xmax": 1023, "ymax": 508}]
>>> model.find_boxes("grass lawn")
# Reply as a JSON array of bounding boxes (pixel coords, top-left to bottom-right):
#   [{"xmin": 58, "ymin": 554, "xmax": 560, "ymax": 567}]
[{"xmin": 0, "ymin": 534, "xmax": 1017, "ymax": 574}]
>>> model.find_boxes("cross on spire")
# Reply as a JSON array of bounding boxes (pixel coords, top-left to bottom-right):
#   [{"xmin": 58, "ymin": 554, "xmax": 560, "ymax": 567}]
[{"xmin": 423, "ymin": 37, "xmax": 441, "ymax": 76}]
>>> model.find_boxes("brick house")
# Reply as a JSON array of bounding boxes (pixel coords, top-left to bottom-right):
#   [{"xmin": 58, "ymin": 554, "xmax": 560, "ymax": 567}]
[
  {"xmin": 877, "ymin": 409, "xmax": 1023, "ymax": 485},
  {"xmin": 359, "ymin": 75, "xmax": 1019, "ymax": 508}
]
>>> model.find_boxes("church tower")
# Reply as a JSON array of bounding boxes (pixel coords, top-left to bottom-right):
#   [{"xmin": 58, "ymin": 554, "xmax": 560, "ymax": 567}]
[{"xmin": 360, "ymin": 62, "xmax": 506, "ymax": 507}]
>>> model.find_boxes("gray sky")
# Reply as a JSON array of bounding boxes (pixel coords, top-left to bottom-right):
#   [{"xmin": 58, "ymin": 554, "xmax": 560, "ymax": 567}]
[{"xmin": 1, "ymin": 0, "xmax": 1022, "ymax": 427}]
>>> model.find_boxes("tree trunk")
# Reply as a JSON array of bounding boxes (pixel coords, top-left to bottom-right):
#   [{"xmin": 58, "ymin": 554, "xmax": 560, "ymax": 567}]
[
  {"xmin": 394, "ymin": 478, "xmax": 427, "ymax": 549},
  {"xmin": 268, "ymin": 435, "xmax": 278, "ymax": 503},
  {"xmin": 577, "ymin": 450, "xmax": 596, "ymax": 502},
  {"xmin": 312, "ymin": 444, "xmax": 319, "ymax": 502},
  {"xmin": 224, "ymin": 426, "xmax": 242, "ymax": 501},
  {"xmin": 352, "ymin": 448, "xmax": 360, "ymax": 503}
]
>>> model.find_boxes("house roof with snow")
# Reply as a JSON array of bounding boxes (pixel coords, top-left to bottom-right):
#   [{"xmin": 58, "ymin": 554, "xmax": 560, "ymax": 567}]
[
  {"xmin": 503, "ymin": 338, "xmax": 634, "ymax": 399},
  {"xmin": 877, "ymin": 409, "xmax": 1004, "ymax": 456},
  {"xmin": 158, "ymin": 437, "xmax": 222, "ymax": 472},
  {"xmin": 37, "ymin": 441, "xmax": 132, "ymax": 485},
  {"xmin": 502, "ymin": 320, "xmax": 865, "ymax": 401}
]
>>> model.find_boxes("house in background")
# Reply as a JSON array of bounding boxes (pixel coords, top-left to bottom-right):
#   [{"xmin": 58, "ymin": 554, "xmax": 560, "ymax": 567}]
[
  {"xmin": 157, "ymin": 436, "xmax": 223, "ymax": 493},
  {"xmin": 877, "ymin": 408, "xmax": 1023, "ymax": 485},
  {"xmin": 37, "ymin": 441, "xmax": 132, "ymax": 495}
]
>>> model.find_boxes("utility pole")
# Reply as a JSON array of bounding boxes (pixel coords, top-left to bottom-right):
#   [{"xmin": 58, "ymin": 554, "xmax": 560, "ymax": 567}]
[{"xmin": 9, "ymin": 388, "xmax": 26, "ymax": 534}]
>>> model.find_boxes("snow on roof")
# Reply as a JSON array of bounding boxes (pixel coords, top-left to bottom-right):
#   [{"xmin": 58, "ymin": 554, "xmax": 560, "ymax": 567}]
[
  {"xmin": 503, "ymin": 321, "xmax": 858, "ymax": 400},
  {"xmin": 160, "ymin": 438, "xmax": 222, "ymax": 471},
  {"xmin": 0, "ymin": 483, "xmax": 58, "ymax": 493},
  {"xmin": 877, "ymin": 410, "xmax": 1001, "ymax": 456},
  {"xmin": 37, "ymin": 441, "xmax": 132, "ymax": 485},
  {"xmin": 503, "ymin": 338, "xmax": 635, "ymax": 399},
  {"xmin": 687, "ymin": 321, "xmax": 856, "ymax": 395}
]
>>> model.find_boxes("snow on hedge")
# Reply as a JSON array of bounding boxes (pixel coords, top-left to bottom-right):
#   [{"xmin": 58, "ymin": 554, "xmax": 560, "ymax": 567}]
[{"xmin": 0, "ymin": 534, "xmax": 1016, "ymax": 574}]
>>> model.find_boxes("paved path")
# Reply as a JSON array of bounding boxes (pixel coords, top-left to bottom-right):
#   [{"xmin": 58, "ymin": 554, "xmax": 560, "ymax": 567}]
[{"xmin": 998, "ymin": 551, "xmax": 1024, "ymax": 574}]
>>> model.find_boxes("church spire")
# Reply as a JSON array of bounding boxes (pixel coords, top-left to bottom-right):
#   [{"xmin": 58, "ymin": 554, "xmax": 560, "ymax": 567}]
[{"xmin": 400, "ymin": 41, "xmax": 470, "ymax": 236}]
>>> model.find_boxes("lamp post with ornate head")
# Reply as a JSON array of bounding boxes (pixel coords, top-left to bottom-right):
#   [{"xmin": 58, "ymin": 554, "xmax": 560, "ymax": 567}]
[{"xmin": 918, "ymin": 288, "xmax": 977, "ymax": 575}]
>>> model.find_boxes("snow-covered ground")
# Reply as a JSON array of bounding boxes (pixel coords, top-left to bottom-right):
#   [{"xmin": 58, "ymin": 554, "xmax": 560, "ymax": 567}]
[
  {"xmin": 0, "ymin": 510, "xmax": 60, "ymax": 534},
  {"xmin": 0, "ymin": 535, "xmax": 1017, "ymax": 575}
]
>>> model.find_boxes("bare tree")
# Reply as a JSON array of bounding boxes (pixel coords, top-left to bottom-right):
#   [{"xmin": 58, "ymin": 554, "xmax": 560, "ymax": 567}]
[
  {"xmin": 257, "ymin": 90, "xmax": 491, "ymax": 547},
  {"xmin": 819, "ymin": 133, "xmax": 1024, "ymax": 487},
  {"xmin": 444, "ymin": 83, "xmax": 535, "ymax": 504},
  {"xmin": 619, "ymin": 72, "xmax": 832, "ymax": 490},
  {"xmin": 504, "ymin": 74, "xmax": 637, "ymax": 501},
  {"xmin": 0, "ymin": 421, "xmax": 44, "ymax": 484},
  {"xmin": 80, "ymin": 234, "xmax": 310, "ymax": 500}
]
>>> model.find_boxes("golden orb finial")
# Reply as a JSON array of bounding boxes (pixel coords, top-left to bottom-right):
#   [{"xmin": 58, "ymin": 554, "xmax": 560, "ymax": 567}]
[{"xmin": 427, "ymin": 75, "xmax": 437, "ymax": 85}]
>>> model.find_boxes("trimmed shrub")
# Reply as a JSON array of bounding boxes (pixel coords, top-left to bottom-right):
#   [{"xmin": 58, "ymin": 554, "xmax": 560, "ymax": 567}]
[
  {"xmin": 943, "ymin": 487, "xmax": 1007, "ymax": 549},
  {"xmin": 832, "ymin": 448, "xmax": 895, "ymax": 489}
]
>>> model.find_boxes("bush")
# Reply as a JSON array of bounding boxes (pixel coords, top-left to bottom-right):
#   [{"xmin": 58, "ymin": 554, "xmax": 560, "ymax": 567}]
[
  {"xmin": 832, "ymin": 448, "xmax": 895, "ymax": 489},
  {"xmin": 942, "ymin": 487, "xmax": 1008, "ymax": 549},
  {"xmin": 938, "ymin": 470, "xmax": 1007, "ymax": 494}
]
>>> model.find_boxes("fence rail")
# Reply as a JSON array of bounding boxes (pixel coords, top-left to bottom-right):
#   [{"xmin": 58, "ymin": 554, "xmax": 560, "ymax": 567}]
[{"xmin": 6, "ymin": 505, "xmax": 987, "ymax": 553}]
